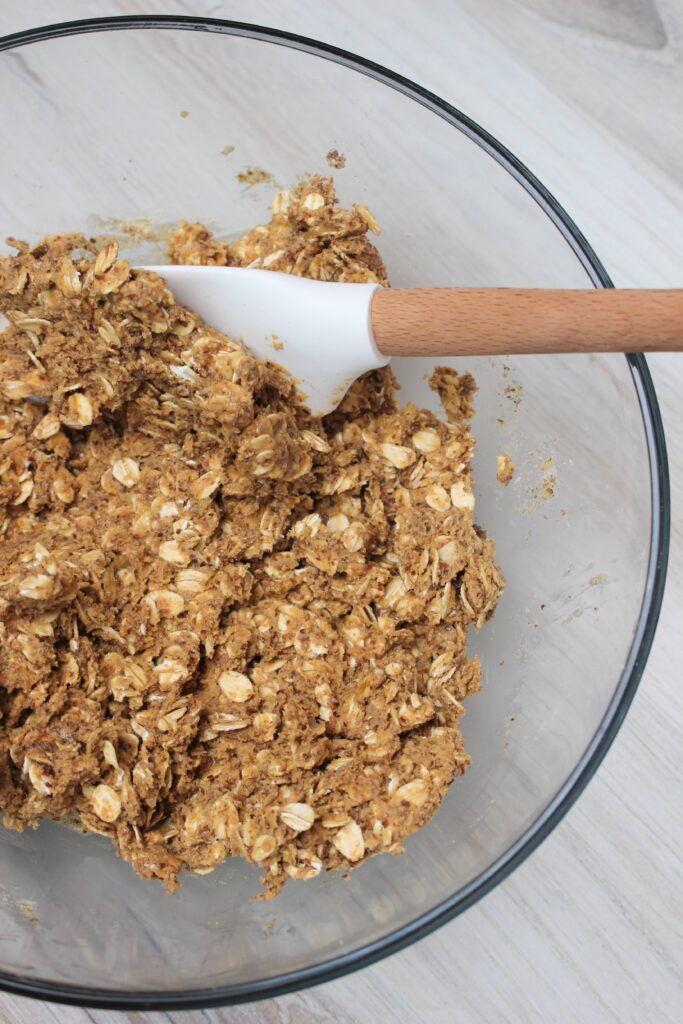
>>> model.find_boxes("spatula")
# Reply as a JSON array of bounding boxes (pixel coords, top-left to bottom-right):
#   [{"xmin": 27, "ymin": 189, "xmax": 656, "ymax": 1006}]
[{"xmin": 148, "ymin": 266, "xmax": 683, "ymax": 416}]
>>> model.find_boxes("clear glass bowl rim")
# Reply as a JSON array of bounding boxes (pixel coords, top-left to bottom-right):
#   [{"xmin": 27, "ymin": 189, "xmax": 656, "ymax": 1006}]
[{"xmin": 0, "ymin": 14, "xmax": 670, "ymax": 1012}]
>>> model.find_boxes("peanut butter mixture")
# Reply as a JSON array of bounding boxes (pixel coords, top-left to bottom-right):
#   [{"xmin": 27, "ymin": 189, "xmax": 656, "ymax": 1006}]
[{"xmin": 0, "ymin": 177, "xmax": 503, "ymax": 895}]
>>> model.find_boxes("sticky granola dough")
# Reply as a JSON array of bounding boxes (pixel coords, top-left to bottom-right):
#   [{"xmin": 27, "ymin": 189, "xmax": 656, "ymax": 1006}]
[{"xmin": 0, "ymin": 176, "xmax": 503, "ymax": 896}]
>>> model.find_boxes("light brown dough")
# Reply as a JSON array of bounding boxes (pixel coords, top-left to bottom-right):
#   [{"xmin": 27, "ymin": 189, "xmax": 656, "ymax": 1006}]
[{"xmin": 0, "ymin": 176, "xmax": 503, "ymax": 896}]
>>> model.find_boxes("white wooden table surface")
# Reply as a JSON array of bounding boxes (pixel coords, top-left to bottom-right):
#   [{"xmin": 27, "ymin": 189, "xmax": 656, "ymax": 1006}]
[{"xmin": 0, "ymin": 1, "xmax": 681, "ymax": 1022}]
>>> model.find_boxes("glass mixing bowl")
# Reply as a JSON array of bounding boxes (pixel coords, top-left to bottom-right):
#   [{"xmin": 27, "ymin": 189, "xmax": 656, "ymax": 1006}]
[{"xmin": 0, "ymin": 16, "xmax": 669, "ymax": 1011}]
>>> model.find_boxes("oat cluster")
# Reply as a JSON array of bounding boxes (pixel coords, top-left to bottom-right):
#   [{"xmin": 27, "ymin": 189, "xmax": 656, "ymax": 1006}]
[{"xmin": 0, "ymin": 177, "xmax": 503, "ymax": 895}]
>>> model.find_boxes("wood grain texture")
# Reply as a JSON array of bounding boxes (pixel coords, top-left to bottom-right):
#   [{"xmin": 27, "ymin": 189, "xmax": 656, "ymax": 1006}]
[
  {"xmin": 371, "ymin": 287, "xmax": 683, "ymax": 355},
  {"xmin": 0, "ymin": 1, "xmax": 682, "ymax": 1023}
]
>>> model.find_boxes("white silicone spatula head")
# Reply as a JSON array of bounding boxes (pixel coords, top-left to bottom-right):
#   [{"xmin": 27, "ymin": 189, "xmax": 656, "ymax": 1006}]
[{"xmin": 147, "ymin": 266, "xmax": 387, "ymax": 416}]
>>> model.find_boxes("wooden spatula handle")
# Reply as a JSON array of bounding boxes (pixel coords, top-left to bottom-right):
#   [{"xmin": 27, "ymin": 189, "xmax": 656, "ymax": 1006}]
[{"xmin": 371, "ymin": 288, "xmax": 683, "ymax": 356}]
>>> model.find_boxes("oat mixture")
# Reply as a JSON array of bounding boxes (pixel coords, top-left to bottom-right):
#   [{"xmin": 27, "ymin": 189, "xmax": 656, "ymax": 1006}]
[
  {"xmin": 496, "ymin": 452, "xmax": 515, "ymax": 487},
  {"xmin": 0, "ymin": 176, "xmax": 503, "ymax": 895}
]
